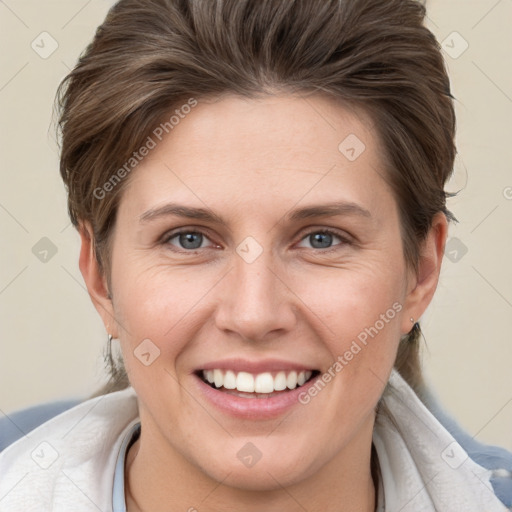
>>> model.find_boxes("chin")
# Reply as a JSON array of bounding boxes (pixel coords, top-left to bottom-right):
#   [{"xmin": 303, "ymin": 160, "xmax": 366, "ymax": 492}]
[
  {"xmin": 192, "ymin": 442, "xmax": 320, "ymax": 491},
  {"xmin": 208, "ymin": 463, "xmax": 306, "ymax": 492}
]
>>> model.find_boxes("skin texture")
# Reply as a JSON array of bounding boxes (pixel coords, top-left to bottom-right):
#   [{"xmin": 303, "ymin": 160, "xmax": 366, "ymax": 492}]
[{"xmin": 79, "ymin": 93, "xmax": 448, "ymax": 512}]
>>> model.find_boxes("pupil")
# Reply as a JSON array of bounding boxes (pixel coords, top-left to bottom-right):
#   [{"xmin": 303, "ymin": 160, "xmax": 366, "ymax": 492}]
[
  {"xmin": 311, "ymin": 232, "xmax": 332, "ymax": 249},
  {"xmin": 180, "ymin": 232, "xmax": 202, "ymax": 249}
]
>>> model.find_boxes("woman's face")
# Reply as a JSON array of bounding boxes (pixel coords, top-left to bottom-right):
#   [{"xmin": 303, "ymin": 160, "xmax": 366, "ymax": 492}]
[{"xmin": 87, "ymin": 93, "xmax": 438, "ymax": 490}]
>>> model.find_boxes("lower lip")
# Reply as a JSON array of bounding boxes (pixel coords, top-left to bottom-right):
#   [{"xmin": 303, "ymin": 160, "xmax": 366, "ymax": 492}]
[{"xmin": 193, "ymin": 373, "xmax": 321, "ymax": 420}]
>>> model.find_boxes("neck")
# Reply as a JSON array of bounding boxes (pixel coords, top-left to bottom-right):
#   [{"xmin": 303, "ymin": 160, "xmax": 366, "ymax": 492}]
[{"xmin": 125, "ymin": 416, "xmax": 377, "ymax": 512}]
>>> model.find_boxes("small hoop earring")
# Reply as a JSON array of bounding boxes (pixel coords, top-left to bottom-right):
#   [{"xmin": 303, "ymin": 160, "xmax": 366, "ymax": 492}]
[
  {"xmin": 408, "ymin": 319, "xmax": 420, "ymax": 337},
  {"xmin": 106, "ymin": 333, "xmax": 116, "ymax": 372}
]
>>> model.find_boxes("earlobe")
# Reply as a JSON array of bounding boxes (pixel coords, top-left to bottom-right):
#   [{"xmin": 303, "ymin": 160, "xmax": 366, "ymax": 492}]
[
  {"xmin": 401, "ymin": 212, "xmax": 448, "ymax": 335},
  {"xmin": 78, "ymin": 221, "xmax": 118, "ymax": 337}
]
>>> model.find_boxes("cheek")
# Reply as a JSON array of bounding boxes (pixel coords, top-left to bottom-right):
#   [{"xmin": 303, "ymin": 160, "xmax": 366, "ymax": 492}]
[
  {"xmin": 292, "ymin": 266, "xmax": 405, "ymax": 409},
  {"xmin": 293, "ymin": 265, "xmax": 405, "ymax": 346},
  {"xmin": 111, "ymin": 264, "xmax": 218, "ymax": 378}
]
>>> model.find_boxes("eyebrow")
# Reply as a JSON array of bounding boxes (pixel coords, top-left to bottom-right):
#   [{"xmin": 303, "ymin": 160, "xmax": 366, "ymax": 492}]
[
  {"xmin": 139, "ymin": 201, "xmax": 372, "ymax": 225},
  {"xmin": 139, "ymin": 203, "xmax": 225, "ymax": 224},
  {"xmin": 286, "ymin": 202, "xmax": 372, "ymax": 222}
]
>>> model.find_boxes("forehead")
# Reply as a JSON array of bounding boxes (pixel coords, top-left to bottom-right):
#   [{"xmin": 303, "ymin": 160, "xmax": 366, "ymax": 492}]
[{"xmin": 120, "ymin": 93, "xmax": 394, "ymax": 222}]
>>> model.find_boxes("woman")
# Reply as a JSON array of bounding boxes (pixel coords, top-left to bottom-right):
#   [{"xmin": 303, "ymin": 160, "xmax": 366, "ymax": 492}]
[{"xmin": 0, "ymin": 0, "xmax": 510, "ymax": 510}]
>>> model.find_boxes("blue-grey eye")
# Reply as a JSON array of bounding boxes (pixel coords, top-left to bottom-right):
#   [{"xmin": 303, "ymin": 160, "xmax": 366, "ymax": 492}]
[
  {"xmin": 309, "ymin": 232, "xmax": 335, "ymax": 249},
  {"xmin": 296, "ymin": 229, "xmax": 348, "ymax": 250},
  {"xmin": 164, "ymin": 231, "xmax": 207, "ymax": 250},
  {"xmin": 177, "ymin": 232, "xmax": 203, "ymax": 249}
]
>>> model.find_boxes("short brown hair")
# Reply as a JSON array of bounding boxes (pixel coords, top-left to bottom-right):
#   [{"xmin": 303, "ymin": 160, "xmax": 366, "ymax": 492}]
[{"xmin": 56, "ymin": 0, "xmax": 457, "ymax": 395}]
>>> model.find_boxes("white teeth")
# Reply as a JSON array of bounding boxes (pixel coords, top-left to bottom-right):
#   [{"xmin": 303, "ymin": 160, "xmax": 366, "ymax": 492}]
[
  {"xmin": 223, "ymin": 370, "xmax": 236, "ymax": 389},
  {"xmin": 201, "ymin": 369, "xmax": 315, "ymax": 394},
  {"xmin": 213, "ymin": 369, "xmax": 223, "ymax": 388},
  {"xmin": 286, "ymin": 371, "xmax": 297, "ymax": 390},
  {"xmin": 274, "ymin": 371, "xmax": 287, "ymax": 391},
  {"xmin": 254, "ymin": 373, "xmax": 274, "ymax": 393},
  {"xmin": 236, "ymin": 372, "xmax": 254, "ymax": 392}
]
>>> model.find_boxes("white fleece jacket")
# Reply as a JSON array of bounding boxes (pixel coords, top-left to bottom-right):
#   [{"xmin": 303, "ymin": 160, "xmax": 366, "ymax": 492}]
[{"xmin": 0, "ymin": 370, "xmax": 508, "ymax": 511}]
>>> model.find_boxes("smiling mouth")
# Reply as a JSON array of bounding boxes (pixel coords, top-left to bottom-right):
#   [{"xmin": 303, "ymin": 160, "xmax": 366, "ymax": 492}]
[{"xmin": 196, "ymin": 369, "xmax": 321, "ymax": 398}]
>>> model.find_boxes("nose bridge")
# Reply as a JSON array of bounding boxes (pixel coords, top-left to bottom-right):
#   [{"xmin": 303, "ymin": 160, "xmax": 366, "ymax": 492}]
[
  {"xmin": 236, "ymin": 245, "xmax": 276, "ymax": 304},
  {"xmin": 214, "ymin": 238, "xmax": 296, "ymax": 340}
]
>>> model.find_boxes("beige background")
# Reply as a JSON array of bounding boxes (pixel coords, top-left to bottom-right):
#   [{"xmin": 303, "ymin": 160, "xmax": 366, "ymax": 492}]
[{"xmin": 0, "ymin": 0, "xmax": 511, "ymax": 451}]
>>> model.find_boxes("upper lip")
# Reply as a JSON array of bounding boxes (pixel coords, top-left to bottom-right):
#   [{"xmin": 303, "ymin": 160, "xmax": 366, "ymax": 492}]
[{"xmin": 195, "ymin": 358, "xmax": 318, "ymax": 374}]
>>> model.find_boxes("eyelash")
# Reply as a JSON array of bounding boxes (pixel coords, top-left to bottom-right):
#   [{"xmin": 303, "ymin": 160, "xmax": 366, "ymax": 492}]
[{"xmin": 160, "ymin": 227, "xmax": 353, "ymax": 254}]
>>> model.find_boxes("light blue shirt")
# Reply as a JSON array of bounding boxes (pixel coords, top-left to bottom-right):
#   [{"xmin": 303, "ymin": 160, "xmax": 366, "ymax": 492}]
[{"xmin": 113, "ymin": 421, "xmax": 141, "ymax": 512}]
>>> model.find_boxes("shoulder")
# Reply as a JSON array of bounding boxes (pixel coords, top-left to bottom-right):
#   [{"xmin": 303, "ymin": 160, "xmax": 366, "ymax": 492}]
[
  {"xmin": 417, "ymin": 378, "xmax": 512, "ymax": 509},
  {"xmin": 0, "ymin": 399, "xmax": 80, "ymax": 452},
  {"xmin": 0, "ymin": 388, "xmax": 138, "ymax": 512},
  {"xmin": 374, "ymin": 370, "xmax": 512, "ymax": 511}
]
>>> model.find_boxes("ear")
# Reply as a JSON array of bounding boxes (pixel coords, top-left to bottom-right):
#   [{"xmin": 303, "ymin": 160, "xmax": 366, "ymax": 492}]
[
  {"xmin": 78, "ymin": 221, "xmax": 119, "ymax": 338},
  {"xmin": 401, "ymin": 212, "xmax": 448, "ymax": 335}
]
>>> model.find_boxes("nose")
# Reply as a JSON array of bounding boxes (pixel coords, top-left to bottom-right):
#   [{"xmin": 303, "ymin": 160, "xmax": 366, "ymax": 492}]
[{"xmin": 213, "ymin": 245, "xmax": 297, "ymax": 343}]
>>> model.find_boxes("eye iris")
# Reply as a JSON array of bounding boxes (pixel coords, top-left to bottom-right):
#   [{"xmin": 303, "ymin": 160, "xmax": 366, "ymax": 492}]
[
  {"xmin": 310, "ymin": 232, "xmax": 333, "ymax": 249},
  {"xmin": 179, "ymin": 232, "xmax": 203, "ymax": 249},
  {"xmin": 173, "ymin": 232, "xmax": 337, "ymax": 250}
]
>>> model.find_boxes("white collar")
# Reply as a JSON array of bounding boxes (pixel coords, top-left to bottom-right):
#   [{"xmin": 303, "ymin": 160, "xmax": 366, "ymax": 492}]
[
  {"xmin": 0, "ymin": 371, "xmax": 508, "ymax": 511},
  {"xmin": 373, "ymin": 369, "xmax": 508, "ymax": 511}
]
